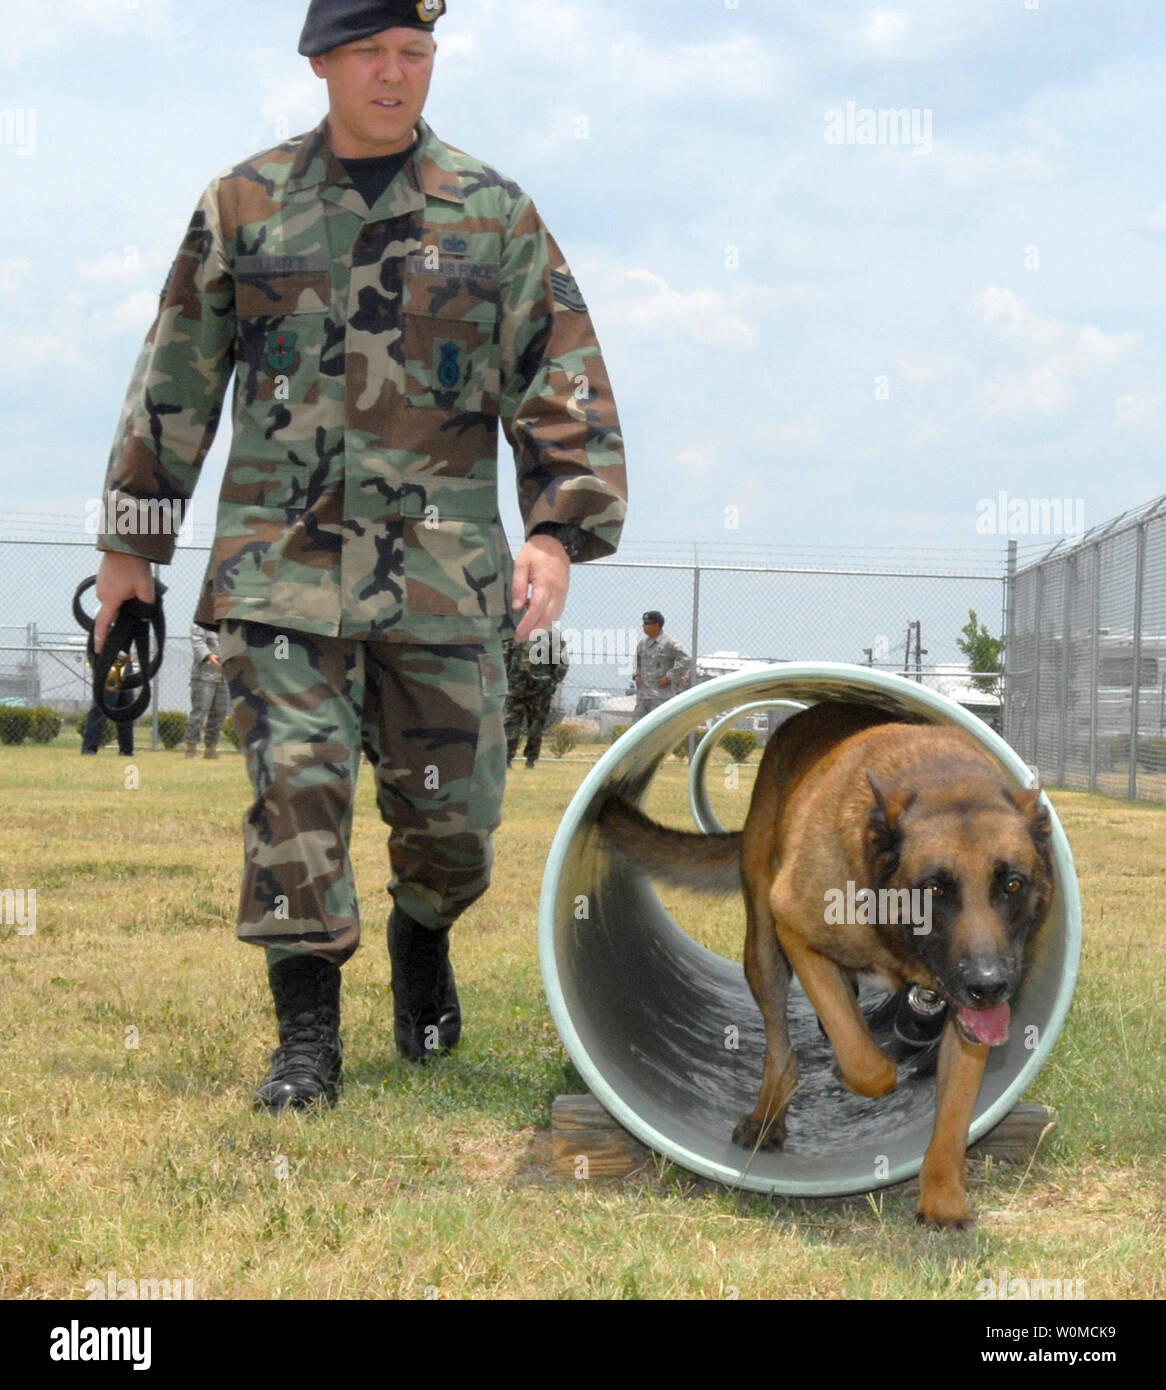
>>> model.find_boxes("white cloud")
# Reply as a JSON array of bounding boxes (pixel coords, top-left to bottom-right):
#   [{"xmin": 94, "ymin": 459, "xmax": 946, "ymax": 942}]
[
  {"xmin": 970, "ymin": 286, "xmax": 1139, "ymax": 417},
  {"xmin": 77, "ymin": 249, "xmax": 164, "ymax": 285},
  {"xmin": 1, "ymin": 0, "xmax": 174, "ymax": 63},
  {"xmin": 0, "ymin": 258, "xmax": 33, "ymax": 294},
  {"xmin": 862, "ymin": 8, "xmax": 911, "ymax": 52},
  {"xmin": 92, "ymin": 289, "xmax": 159, "ymax": 337},
  {"xmin": 252, "ymin": 47, "xmax": 330, "ymax": 144},
  {"xmin": 603, "ymin": 269, "xmax": 758, "ymax": 352},
  {"xmin": 1138, "ymin": 203, "xmax": 1166, "ymax": 235},
  {"xmin": 1113, "ymin": 390, "xmax": 1166, "ymax": 433},
  {"xmin": 881, "ymin": 140, "xmax": 1052, "ymax": 187}
]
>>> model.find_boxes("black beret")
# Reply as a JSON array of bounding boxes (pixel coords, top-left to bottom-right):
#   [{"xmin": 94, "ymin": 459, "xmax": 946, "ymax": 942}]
[
  {"xmin": 299, "ymin": 0, "xmax": 445, "ymax": 57},
  {"xmin": 642, "ymin": 611, "xmax": 664, "ymax": 625}
]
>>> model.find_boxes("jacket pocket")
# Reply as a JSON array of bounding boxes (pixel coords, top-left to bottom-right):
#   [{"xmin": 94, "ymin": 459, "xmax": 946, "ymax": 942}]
[
  {"xmin": 402, "ymin": 261, "xmax": 499, "ymax": 411},
  {"xmin": 235, "ymin": 267, "xmax": 332, "ymax": 409}
]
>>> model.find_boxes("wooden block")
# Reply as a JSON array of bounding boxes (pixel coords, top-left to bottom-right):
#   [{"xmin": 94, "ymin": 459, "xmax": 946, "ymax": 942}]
[
  {"xmin": 969, "ymin": 1102, "xmax": 1058, "ymax": 1162},
  {"xmin": 551, "ymin": 1094, "xmax": 652, "ymax": 1178},
  {"xmin": 551, "ymin": 1094, "xmax": 1058, "ymax": 1182}
]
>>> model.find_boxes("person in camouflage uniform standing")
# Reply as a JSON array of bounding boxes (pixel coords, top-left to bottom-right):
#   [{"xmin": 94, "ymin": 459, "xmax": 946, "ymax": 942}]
[
  {"xmin": 633, "ymin": 611, "xmax": 690, "ymax": 722},
  {"xmin": 184, "ymin": 621, "xmax": 229, "ymax": 759},
  {"xmin": 91, "ymin": 0, "xmax": 627, "ymax": 1110},
  {"xmin": 503, "ymin": 627, "xmax": 569, "ymax": 769}
]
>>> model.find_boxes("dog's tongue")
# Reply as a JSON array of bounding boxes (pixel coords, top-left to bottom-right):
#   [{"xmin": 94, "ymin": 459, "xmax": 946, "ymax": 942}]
[{"xmin": 957, "ymin": 1002, "xmax": 1011, "ymax": 1046}]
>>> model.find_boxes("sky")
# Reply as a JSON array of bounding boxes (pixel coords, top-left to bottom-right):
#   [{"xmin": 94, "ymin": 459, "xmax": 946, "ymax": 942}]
[{"xmin": 1, "ymin": 0, "xmax": 1164, "ymax": 693}]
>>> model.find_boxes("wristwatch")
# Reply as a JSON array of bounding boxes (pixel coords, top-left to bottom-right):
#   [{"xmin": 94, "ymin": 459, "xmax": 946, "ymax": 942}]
[{"xmin": 530, "ymin": 522, "xmax": 587, "ymax": 560}]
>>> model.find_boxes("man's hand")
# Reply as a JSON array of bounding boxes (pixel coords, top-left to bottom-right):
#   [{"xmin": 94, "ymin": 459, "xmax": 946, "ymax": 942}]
[
  {"xmin": 207, "ymin": 654, "xmax": 222, "ymax": 669},
  {"xmin": 94, "ymin": 552, "xmax": 154, "ymax": 654},
  {"xmin": 657, "ymin": 676, "xmax": 670, "ymax": 688},
  {"xmin": 511, "ymin": 533, "xmax": 569, "ymax": 643}
]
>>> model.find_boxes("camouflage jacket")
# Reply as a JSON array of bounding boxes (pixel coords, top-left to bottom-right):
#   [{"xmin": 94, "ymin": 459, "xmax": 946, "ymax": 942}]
[
  {"xmin": 97, "ymin": 117, "xmax": 627, "ymax": 643},
  {"xmin": 503, "ymin": 630, "xmax": 569, "ymax": 695}
]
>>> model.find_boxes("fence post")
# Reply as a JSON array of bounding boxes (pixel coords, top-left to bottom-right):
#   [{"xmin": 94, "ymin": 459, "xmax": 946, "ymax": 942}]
[
  {"xmin": 1089, "ymin": 541, "xmax": 1101, "ymax": 794},
  {"xmin": 1128, "ymin": 523, "xmax": 1147, "ymax": 800},
  {"xmin": 1057, "ymin": 554, "xmax": 1072, "ymax": 787},
  {"xmin": 1031, "ymin": 564, "xmax": 1043, "ymax": 770},
  {"xmin": 1003, "ymin": 540, "xmax": 1016, "ymax": 742},
  {"xmin": 687, "ymin": 547, "xmax": 700, "ymax": 761}
]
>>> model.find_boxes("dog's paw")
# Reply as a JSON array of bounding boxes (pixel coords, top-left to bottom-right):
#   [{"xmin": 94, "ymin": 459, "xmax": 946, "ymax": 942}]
[
  {"xmin": 915, "ymin": 1186, "xmax": 975, "ymax": 1230},
  {"xmin": 732, "ymin": 1112, "xmax": 786, "ymax": 1151}
]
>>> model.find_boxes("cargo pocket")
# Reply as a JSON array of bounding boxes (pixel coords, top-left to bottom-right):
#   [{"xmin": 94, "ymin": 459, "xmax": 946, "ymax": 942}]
[
  {"xmin": 402, "ymin": 268, "xmax": 499, "ymax": 411},
  {"xmin": 465, "ymin": 643, "xmax": 508, "ymax": 833},
  {"xmin": 235, "ymin": 268, "xmax": 332, "ymax": 407}
]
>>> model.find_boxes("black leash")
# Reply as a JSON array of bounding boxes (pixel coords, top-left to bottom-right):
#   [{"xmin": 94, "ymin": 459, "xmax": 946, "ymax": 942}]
[{"xmin": 73, "ymin": 575, "xmax": 168, "ymax": 722}]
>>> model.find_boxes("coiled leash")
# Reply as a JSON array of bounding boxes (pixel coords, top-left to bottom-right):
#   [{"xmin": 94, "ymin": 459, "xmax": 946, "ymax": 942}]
[{"xmin": 73, "ymin": 575, "xmax": 168, "ymax": 722}]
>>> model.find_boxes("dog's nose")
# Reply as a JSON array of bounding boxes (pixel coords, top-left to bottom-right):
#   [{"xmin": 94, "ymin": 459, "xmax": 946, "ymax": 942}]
[{"xmin": 957, "ymin": 958, "xmax": 1010, "ymax": 1008}]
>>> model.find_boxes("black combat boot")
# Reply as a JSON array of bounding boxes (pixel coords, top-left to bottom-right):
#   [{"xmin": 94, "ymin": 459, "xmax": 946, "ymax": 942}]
[
  {"xmin": 255, "ymin": 953, "xmax": 343, "ymax": 1111},
  {"xmin": 387, "ymin": 907, "xmax": 461, "ymax": 1063}
]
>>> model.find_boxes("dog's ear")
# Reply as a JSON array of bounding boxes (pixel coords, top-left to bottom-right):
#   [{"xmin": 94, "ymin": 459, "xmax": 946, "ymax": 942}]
[
  {"xmin": 1006, "ymin": 784, "xmax": 1053, "ymax": 865},
  {"xmin": 865, "ymin": 774, "xmax": 917, "ymax": 883}
]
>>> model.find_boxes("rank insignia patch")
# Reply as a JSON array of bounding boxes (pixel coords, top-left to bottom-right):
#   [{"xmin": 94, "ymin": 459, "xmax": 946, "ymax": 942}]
[
  {"xmin": 550, "ymin": 268, "xmax": 587, "ymax": 313},
  {"xmin": 266, "ymin": 330, "xmax": 297, "ymax": 372},
  {"xmin": 436, "ymin": 340, "xmax": 463, "ymax": 389}
]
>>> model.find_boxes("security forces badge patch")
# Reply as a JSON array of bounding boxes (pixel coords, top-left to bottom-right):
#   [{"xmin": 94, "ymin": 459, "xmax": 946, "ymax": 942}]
[
  {"xmin": 267, "ymin": 330, "xmax": 297, "ymax": 372},
  {"xmin": 416, "ymin": 0, "xmax": 446, "ymax": 22}
]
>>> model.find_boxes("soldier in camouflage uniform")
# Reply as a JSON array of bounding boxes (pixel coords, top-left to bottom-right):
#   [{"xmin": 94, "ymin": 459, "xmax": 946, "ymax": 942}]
[
  {"xmin": 503, "ymin": 627, "xmax": 569, "ymax": 768},
  {"xmin": 184, "ymin": 621, "xmax": 229, "ymax": 758},
  {"xmin": 633, "ymin": 611, "xmax": 690, "ymax": 722},
  {"xmin": 91, "ymin": 0, "xmax": 627, "ymax": 1110}
]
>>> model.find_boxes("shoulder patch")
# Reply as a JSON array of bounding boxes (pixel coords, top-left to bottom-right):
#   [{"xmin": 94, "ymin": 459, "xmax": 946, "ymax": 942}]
[{"xmin": 550, "ymin": 268, "xmax": 587, "ymax": 313}]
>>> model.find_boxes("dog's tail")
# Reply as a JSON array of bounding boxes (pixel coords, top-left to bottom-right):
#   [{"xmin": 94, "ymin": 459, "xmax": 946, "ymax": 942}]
[{"xmin": 596, "ymin": 798, "xmax": 742, "ymax": 894}]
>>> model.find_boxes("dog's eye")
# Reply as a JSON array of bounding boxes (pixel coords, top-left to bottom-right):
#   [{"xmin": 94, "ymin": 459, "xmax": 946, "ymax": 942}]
[
  {"xmin": 1004, "ymin": 875, "xmax": 1024, "ymax": 894},
  {"xmin": 921, "ymin": 881, "xmax": 944, "ymax": 897}
]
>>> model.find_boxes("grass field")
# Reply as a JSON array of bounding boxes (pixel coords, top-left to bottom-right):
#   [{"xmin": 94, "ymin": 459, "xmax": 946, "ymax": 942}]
[{"xmin": 1, "ymin": 738, "xmax": 1163, "ymax": 1300}]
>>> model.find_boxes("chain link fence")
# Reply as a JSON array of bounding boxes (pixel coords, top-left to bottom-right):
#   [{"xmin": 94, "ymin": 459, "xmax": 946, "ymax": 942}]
[
  {"xmin": 1004, "ymin": 494, "xmax": 1166, "ymax": 803},
  {"xmin": 5, "ymin": 500, "xmax": 1164, "ymax": 801},
  {"xmin": 0, "ymin": 533, "xmax": 1007, "ymax": 745}
]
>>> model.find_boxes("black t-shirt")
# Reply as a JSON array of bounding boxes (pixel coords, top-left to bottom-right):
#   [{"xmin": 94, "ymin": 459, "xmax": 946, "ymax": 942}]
[{"xmin": 339, "ymin": 138, "xmax": 419, "ymax": 209}]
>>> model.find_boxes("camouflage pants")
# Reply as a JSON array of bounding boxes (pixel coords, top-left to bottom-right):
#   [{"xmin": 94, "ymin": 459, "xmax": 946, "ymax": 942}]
[
  {"xmin": 184, "ymin": 674, "xmax": 229, "ymax": 745},
  {"xmin": 504, "ymin": 686, "xmax": 555, "ymax": 763},
  {"xmin": 220, "ymin": 621, "xmax": 507, "ymax": 965}
]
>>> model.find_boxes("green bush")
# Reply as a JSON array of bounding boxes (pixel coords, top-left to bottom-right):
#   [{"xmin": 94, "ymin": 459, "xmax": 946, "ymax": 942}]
[
  {"xmin": 222, "ymin": 716, "xmax": 241, "ymax": 750},
  {"xmin": 29, "ymin": 707, "xmax": 64, "ymax": 743},
  {"xmin": 547, "ymin": 720, "xmax": 580, "ymax": 758},
  {"xmin": 157, "ymin": 711, "xmax": 188, "ymax": 750},
  {"xmin": 720, "ymin": 730, "xmax": 757, "ymax": 764},
  {"xmin": 0, "ymin": 707, "xmax": 32, "ymax": 745},
  {"xmin": 609, "ymin": 723, "xmax": 631, "ymax": 744}
]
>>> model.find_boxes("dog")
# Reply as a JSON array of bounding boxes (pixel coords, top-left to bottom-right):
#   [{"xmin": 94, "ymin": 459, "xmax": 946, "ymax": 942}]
[{"xmin": 598, "ymin": 701, "xmax": 1054, "ymax": 1228}]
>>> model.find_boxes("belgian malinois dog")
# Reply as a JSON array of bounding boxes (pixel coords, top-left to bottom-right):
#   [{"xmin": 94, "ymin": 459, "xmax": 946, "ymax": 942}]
[{"xmin": 598, "ymin": 702, "xmax": 1054, "ymax": 1228}]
